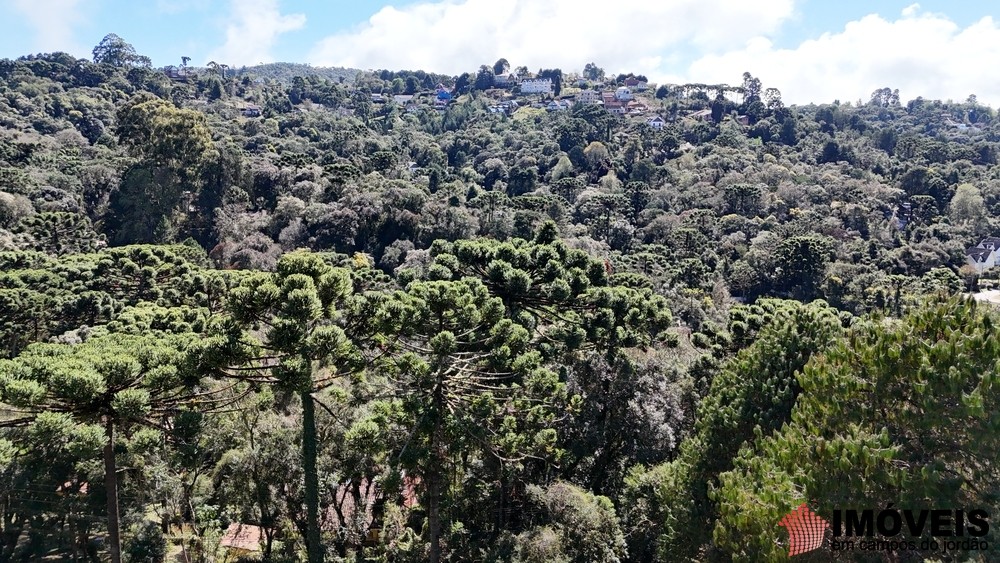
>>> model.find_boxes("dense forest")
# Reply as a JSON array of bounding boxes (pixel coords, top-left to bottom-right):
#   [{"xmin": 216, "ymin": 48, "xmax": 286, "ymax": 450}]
[{"xmin": 0, "ymin": 33, "xmax": 998, "ymax": 562}]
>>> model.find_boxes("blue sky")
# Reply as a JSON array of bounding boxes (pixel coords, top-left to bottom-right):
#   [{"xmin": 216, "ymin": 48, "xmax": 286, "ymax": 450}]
[{"xmin": 4, "ymin": 0, "xmax": 1000, "ymax": 105}]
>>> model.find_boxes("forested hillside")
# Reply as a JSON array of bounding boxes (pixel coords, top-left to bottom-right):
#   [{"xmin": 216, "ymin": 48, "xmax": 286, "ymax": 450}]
[{"xmin": 0, "ymin": 34, "xmax": 997, "ymax": 562}]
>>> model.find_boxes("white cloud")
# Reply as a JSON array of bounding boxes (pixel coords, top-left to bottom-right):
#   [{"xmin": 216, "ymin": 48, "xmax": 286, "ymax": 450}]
[
  {"xmin": 308, "ymin": 0, "xmax": 796, "ymax": 78},
  {"xmin": 205, "ymin": 0, "xmax": 305, "ymax": 66},
  {"xmin": 11, "ymin": 0, "xmax": 86, "ymax": 55},
  {"xmin": 676, "ymin": 6, "xmax": 1000, "ymax": 106}
]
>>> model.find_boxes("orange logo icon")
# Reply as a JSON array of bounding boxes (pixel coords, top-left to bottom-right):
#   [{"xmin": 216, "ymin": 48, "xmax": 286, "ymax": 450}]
[{"xmin": 779, "ymin": 503, "xmax": 829, "ymax": 556}]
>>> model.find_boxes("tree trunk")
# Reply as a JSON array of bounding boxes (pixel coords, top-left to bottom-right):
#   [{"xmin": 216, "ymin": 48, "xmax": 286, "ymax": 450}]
[
  {"xmin": 426, "ymin": 438, "xmax": 443, "ymax": 563},
  {"xmin": 103, "ymin": 419, "xmax": 122, "ymax": 563},
  {"xmin": 427, "ymin": 380, "xmax": 445, "ymax": 563},
  {"xmin": 301, "ymin": 391, "xmax": 323, "ymax": 563}
]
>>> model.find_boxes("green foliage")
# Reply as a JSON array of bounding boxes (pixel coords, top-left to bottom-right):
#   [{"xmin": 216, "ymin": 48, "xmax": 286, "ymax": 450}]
[
  {"xmin": 713, "ymin": 297, "xmax": 1000, "ymax": 560},
  {"xmin": 623, "ymin": 299, "xmax": 845, "ymax": 561},
  {"xmin": 513, "ymin": 482, "xmax": 626, "ymax": 563}
]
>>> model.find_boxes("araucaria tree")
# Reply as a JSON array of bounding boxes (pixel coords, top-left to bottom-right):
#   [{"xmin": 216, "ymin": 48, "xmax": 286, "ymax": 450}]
[
  {"xmin": 0, "ymin": 332, "xmax": 203, "ymax": 563},
  {"xmin": 201, "ymin": 250, "xmax": 372, "ymax": 563}
]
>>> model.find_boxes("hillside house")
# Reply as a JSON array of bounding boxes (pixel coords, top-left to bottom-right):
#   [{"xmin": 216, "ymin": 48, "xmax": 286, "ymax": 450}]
[
  {"xmin": 646, "ymin": 115, "xmax": 666, "ymax": 129},
  {"xmin": 576, "ymin": 90, "xmax": 601, "ymax": 105},
  {"xmin": 242, "ymin": 105, "xmax": 261, "ymax": 117},
  {"xmin": 689, "ymin": 108, "xmax": 713, "ymax": 121},
  {"xmin": 966, "ymin": 236, "xmax": 1000, "ymax": 273},
  {"xmin": 624, "ymin": 77, "xmax": 649, "ymax": 91},
  {"xmin": 615, "ymin": 86, "xmax": 633, "ymax": 101},
  {"xmin": 605, "ymin": 100, "xmax": 626, "ymax": 115},
  {"xmin": 520, "ymin": 78, "xmax": 553, "ymax": 95},
  {"xmin": 220, "ymin": 523, "xmax": 264, "ymax": 558},
  {"xmin": 493, "ymin": 72, "xmax": 518, "ymax": 88}
]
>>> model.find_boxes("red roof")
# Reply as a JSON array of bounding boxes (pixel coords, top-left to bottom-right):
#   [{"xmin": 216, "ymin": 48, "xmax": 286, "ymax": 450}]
[{"xmin": 220, "ymin": 523, "xmax": 263, "ymax": 552}]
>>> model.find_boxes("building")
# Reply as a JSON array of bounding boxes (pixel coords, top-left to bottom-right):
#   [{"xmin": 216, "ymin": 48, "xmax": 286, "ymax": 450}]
[
  {"xmin": 646, "ymin": 116, "xmax": 666, "ymax": 129},
  {"xmin": 615, "ymin": 86, "xmax": 633, "ymax": 101},
  {"xmin": 520, "ymin": 78, "xmax": 553, "ymax": 95},
  {"xmin": 493, "ymin": 72, "xmax": 518, "ymax": 88},
  {"xmin": 576, "ymin": 90, "xmax": 601, "ymax": 105},
  {"xmin": 604, "ymin": 100, "xmax": 626, "ymax": 115},
  {"xmin": 625, "ymin": 77, "xmax": 649, "ymax": 91},
  {"xmin": 689, "ymin": 108, "xmax": 713, "ymax": 121},
  {"xmin": 966, "ymin": 237, "xmax": 1000, "ymax": 273},
  {"xmin": 220, "ymin": 523, "xmax": 264, "ymax": 558},
  {"xmin": 242, "ymin": 105, "xmax": 261, "ymax": 117},
  {"xmin": 435, "ymin": 84, "xmax": 453, "ymax": 101}
]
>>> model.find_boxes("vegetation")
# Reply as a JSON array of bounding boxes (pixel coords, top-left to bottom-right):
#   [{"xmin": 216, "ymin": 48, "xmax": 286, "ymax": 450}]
[{"xmin": 0, "ymin": 33, "xmax": 997, "ymax": 561}]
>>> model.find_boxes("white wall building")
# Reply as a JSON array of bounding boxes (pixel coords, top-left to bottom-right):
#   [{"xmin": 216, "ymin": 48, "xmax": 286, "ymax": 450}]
[
  {"xmin": 615, "ymin": 86, "xmax": 633, "ymax": 101},
  {"xmin": 520, "ymin": 78, "xmax": 553, "ymax": 95}
]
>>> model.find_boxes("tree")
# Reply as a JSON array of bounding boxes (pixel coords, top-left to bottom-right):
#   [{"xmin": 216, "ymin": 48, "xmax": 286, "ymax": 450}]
[
  {"xmin": 379, "ymin": 276, "xmax": 567, "ymax": 563},
  {"xmin": 870, "ymin": 86, "xmax": 900, "ymax": 107},
  {"xmin": 92, "ymin": 34, "xmax": 151, "ymax": 68},
  {"xmin": 454, "ymin": 72, "xmax": 472, "ymax": 95},
  {"xmin": 623, "ymin": 300, "xmax": 845, "ymax": 561},
  {"xmin": 201, "ymin": 251, "xmax": 373, "ymax": 563},
  {"xmin": 740, "ymin": 71, "xmax": 761, "ymax": 105},
  {"xmin": 583, "ymin": 63, "xmax": 605, "ymax": 82},
  {"xmin": 948, "ymin": 183, "xmax": 986, "ymax": 226},
  {"xmin": 773, "ymin": 235, "xmax": 833, "ymax": 299},
  {"xmin": 389, "ymin": 234, "xmax": 672, "ymax": 560},
  {"xmin": 474, "ymin": 65, "xmax": 495, "ymax": 91},
  {"xmin": 0, "ymin": 332, "xmax": 207, "ymax": 563},
  {"xmin": 493, "ymin": 58, "xmax": 510, "ymax": 76},
  {"xmin": 713, "ymin": 297, "xmax": 1000, "ymax": 560},
  {"xmin": 722, "ymin": 184, "xmax": 763, "ymax": 217},
  {"xmin": 514, "ymin": 482, "xmax": 626, "ymax": 563},
  {"xmin": 538, "ymin": 68, "xmax": 563, "ymax": 96},
  {"xmin": 108, "ymin": 95, "xmax": 217, "ymax": 243}
]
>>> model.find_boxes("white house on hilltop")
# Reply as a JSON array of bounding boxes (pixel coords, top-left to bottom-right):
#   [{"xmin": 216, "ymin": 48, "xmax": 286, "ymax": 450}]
[
  {"xmin": 966, "ymin": 236, "xmax": 1000, "ymax": 273},
  {"xmin": 646, "ymin": 116, "xmax": 666, "ymax": 129},
  {"xmin": 520, "ymin": 78, "xmax": 553, "ymax": 95}
]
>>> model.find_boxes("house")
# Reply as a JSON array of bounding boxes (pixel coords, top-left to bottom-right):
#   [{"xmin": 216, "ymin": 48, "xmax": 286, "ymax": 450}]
[
  {"xmin": 604, "ymin": 100, "xmax": 626, "ymax": 115},
  {"xmin": 546, "ymin": 100, "xmax": 570, "ymax": 112},
  {"xmin": 493, "ymin": 72, "xmax": 518, "ymax": 88},
  {"xmin": 520, "ymin": 78, "xmax": 553, "ymax": 95},
  {"xmin": 966, "ymin": 237, "xmax": 1000, "ymax": 273},
  {"xmin": 689, "ymin": 108, "xmax": 713, "ymax": 121},
  {"xmin": 615, "ymin": 86, "xmax": 633, "ymax": 101},
  {"xmin": 435, "ymin": 84, "xmax": 453, "ymax": 101},
  {"xmin": 392, "ymin": 94, "xmax": 414, "ymax": 106},
  {"xmin": 220, "ymin": 523, "xmax": 264, "ymax": 558},
  {"xmin": 979, "ymin": 236, "xmax": 1000, "ymax": 251},
  {"xmin": 623, "ymin": 77, "xmax": 649, "ymax": 90},
  {"xmin": 646, "ymin": 116, "xmax": 666, "ymax": 129},
  {"xmin": 736, "ymin": 114, "xmax": 751, "ymax": 126},
  {"xmin": 242, "ymin": 105, "xmax": 261, "ymax": 117},
  {"xmin": 576, "ymin": 90, "xmax": 601, "ymax": 105},
  {"xmin": 164, "ymin": 66, "xmax": 190, "ymax": 82},
  {"xmin": 325, "ymin": 476, "xmax": 420, "ymax": 546}
]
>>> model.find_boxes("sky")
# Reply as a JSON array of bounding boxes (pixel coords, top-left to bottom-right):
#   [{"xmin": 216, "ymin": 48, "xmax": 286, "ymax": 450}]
[{"xmin": 3, "ymin": 0, "xmax": 1000, "ymax": 106}]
